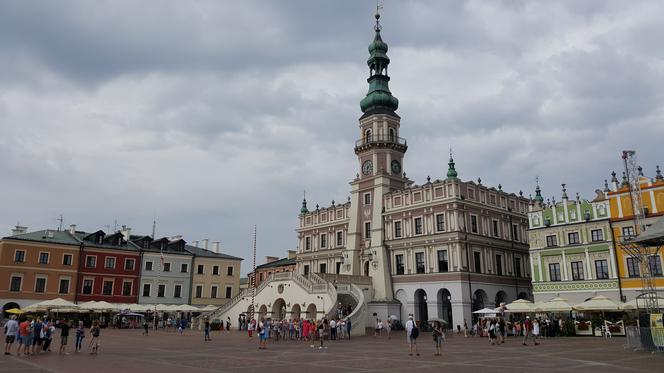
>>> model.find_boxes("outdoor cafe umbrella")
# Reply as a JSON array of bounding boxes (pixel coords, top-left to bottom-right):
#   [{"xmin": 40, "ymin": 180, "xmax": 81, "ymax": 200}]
[
  {"xmin": 24, "ymin": 298, "xmax": 79, "ymax": 312},
  {"xmin": 573, "ymin": 295, "xmax": 621, "ymax": 312},
  {"xmin": 535, "ymin": 297, "xmax": 574, "ymax": 313},
  {"xmin": 5, "ymin": 308, "xmax": 24, "ymax": 314},
  {"xmin": 172, "ymin": 304, "xmax": 201, "ymax": 312},
  {"xmin": 621, "ymin": 297, "xmax": 664, "ymax": 310},
  {"xmin": 427, "ymin": 317, "xmax": 448, "ymax": 324},
  {"xmin": 200, "ymin": 305, "xmax": 218, "ymax": 312},
  {"xmin": 472, "ymin": 308, "xmax": 498, "ymax": 315},
  {"xmin": 88, "ymin": 301, "xmax": 117, "ymax": 312},
  {"xmin": 504, "ymin": 299, "xmax": 536, "ymax": 313}
]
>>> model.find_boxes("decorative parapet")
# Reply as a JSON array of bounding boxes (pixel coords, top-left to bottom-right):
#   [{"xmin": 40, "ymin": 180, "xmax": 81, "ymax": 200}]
[{"xmin": 533, "ymin": 280, "xmax": 619, "ymax": 293}]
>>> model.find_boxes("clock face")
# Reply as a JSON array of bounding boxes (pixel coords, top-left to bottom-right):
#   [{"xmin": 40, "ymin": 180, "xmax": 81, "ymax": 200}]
[
  {"xmin": 362, "ymin": 160, "xmax": 373, "ymax": 175},
  {"xmin": 391, "ymin": 160, "xmax": 401, "ymax": 174}
]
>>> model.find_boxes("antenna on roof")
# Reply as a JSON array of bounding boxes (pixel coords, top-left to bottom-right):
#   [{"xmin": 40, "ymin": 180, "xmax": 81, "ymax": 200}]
[
  {"xmin": 152, "ymin": 218, "xmax": 157, "ymax": 239},
  {"xmin": 57, "ymin": 214, "xmax": 64, "ymax": 231}
]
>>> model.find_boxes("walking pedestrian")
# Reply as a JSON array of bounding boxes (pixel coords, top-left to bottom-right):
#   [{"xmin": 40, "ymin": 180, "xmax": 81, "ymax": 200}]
[
  {"xmin": 142, "ymin": 320, "xmax": 149, "ymax": 336},
  {"xmin": 31, "ymin": 317, "xmax": 43, "ymax": 354},
  {"xmin": 258, "ymin": 318, "xmax": 267, "ymax": 349},
  {"xmin": 431, "ymin": 320, "xmax": 443, "ymax": 356},
  {"xmin": 463, "ymin": 319, "xmax": 468, "ymax": 337},
  {"xmin": 532, "ymin": 318, "xmax": 540, "ymax": 346},
  {"xmin": 405, "ymin": 316, "xmax": 419, "ymax": 356},
  {"xmin": 74, "ymin": 321, "xmax": 85, "ymax": 353},
  {"xmin": 346, "ymin": 318, "xmax": 351, "ymax": 340},
  {"xmin": 522, "ymin": 316, "xmax": 533, "ymax": 346},
  {"xmin": 58, "ymin": 320, "xmax": 70, "ymax": 355},
  {"xmin": 204, "ymin": 318, "xmax": 211, "ymax": 341},
  {"xmin": 3, "ymin": 315, "xmax": 18, "ymax": 355},
  {"xmin": 88, "ymin": 320, "xmax": 100, "ymax": 354},
  {"xmin": 42, "ymin": 320, "xmax": 54, "ymax": 352}
]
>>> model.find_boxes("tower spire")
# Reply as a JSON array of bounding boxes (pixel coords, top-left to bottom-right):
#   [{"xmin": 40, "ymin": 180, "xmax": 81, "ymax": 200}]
[
  {"xmin": 534, "ymin": 176, "xmax": 544, "ymax": 204},
  {"xmin": 446, "ymin": 148, "xmax": 458, "ymax": 180},
  {"xmin": 300, "ymin": 190, "xmax": 309, "ymax": 214}
]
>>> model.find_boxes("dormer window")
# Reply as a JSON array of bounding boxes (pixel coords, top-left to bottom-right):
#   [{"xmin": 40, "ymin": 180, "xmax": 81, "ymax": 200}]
[{"xmin": 97, "ymin": 235, "xmax": 103, "ymax": 244}]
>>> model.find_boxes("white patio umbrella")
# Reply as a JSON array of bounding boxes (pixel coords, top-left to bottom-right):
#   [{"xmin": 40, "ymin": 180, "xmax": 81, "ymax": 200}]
[
  {"xmin": 535, "ymin": 297, "xmax": 574, "ymax": 313},
  {"xmin": 504, "ymin": 299, "xmax": 536, "ymax": 313},
  {"xmin": 621, "ymin": 297, "xmax": 664, "ymax": 310},
  {"xmin": 24, "ymin": 298, "xmax": 79, "ymax": 312},
  {"xmin": 472, "ymin": 307, "xmax": 498, "ymax": 315},
  {"xmin": 88, "ymin": 301, "xmax": 117, "ymax": 312},
  {"xmin": 573, "ymin": 295, "xmax": 621, "ymax": 312},
  {"xmin": 200, "ymin": 305, "xmax": 218, "ymax": 312},
  {"xmin": 173, "ymin": 304, "xmax": 201, "ymax": 312}
]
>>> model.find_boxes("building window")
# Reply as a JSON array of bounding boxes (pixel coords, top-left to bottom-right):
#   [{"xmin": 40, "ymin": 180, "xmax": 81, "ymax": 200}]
[
  {"xmin": 39, "ymin": 252, "xmax": 49, "ymax": 264},
  {"xmin": 142, "ymin": 283, "xmax": 151, "ymax": 297},
  {"xmin": 394, "ymin": 221, "xmax": 402, "ymax": 238},
  {"xmin": 102, "ymin": 280, "xmax": 114, "ymax": 296},
  {"xmin": 396, "ymin": 254, "xmax": 405, "ymax": 275},
  {"xmin": 259, "ymin": 273, "xmax": 264, "ymax": 281},
  {"xmin": 125, "ymin": 258, "xmax": 135, "ymax": 271},
  {"xmin": 180, "ymin": 263, "xmax": 188, "ymax": 273},
  {"xmin": 336, "ymin": 262, "xmax": 342, "ymax": 274},
  {"xmin": 627, "ymin": 257, "xmax": 640, "ymax": 278},
  {"xmin": 303, "ymin": 265, "xmax": 310, "ymax": 275},
  {"xmin": 622, "ymin": 226, "xmax": 635, "ymax": 239},
  {"xmin": 512, "ymin": 224, "xmax": 519, "ymax": 241},
  {"xmin": 320, "ymin": 234, "xmax": 327, "ymax": 248},
  {"xmin": 145, "ymin": 261, "xmax": 153, "ymax": 271},
  {"xmin": 225, "ymin": 286, "xmax": 232, "ymax": 299},
  {"xmin": 63, "ymin": 254, "xmax": 73, "ymax": 266},
  {"xmin": 122, "ymin": 281, "xmax": 132, "ymax": 296},
  {"xmin": 59, "ymin": 278, "xmax": 70, "ymax": 294},
  {"xmin": 595, "ymin": 260, "xmax": 609, "ymax": 279},
  {"xmin": 365, "ymin": 222, "xmax": 371, "ymax": 239},
  {"xmin": 85, "ymin": 256, "xmax": 96, "ymax": 268},
  {"xmin": 546, "ymin": 235, "xmax": 558, "ymax": 247},
  {"xmin": 83, "ymin": 279, "xmax": 93, "ymax": 295},
  {"xmin": 549, "ymin": 263, "xmax": 561, "ymax": 282},
  {"xmin": 514, "ymin": 257, "xmax": 522, "ymax": 277},
  {"xmin": 320, "ymin": 263, "xmax": 327, "ymax": 273},
  {"xmin": 35, "ymin": 277, "xmax": 46, "ymax": 293},
  {"xmin": 197, "ymin": 264, "xmax": 204, "ymax": 274},
  {"xmin": 174, "ymin": 284, "xmax": 182, "ymax": 298},
  {"xmin": 157, "ymin": 284, "xmax": 165, "ymax": 298},
  {"xmin": 305, "ymin": 237, "xmax": 311, "ymax": 250},
  {"xmin": 9, "ymin": 276, "xmax": 22, "ymax": 292},
  {"xmin": 364, "ymin": 193, "xmax": 371, "ymax": 205},
  {"xmin": 571, "ymin": 261, "xmax": 584, "ymax": 281},
  {"xmin": 195, "ymin": 285, "xmax": 203, "ymax": 298},
  {"xmin": 438, "ymin": 250, "xmax": 448, "ymax": 272},
  {"xmin": 336, "ymin": 231, "xmax": 343, "ymax": 246},
  {"xmin": 470, "ymin": 215, "xmax": 478, "ymax": 233},
  {"xmin": 473, "ymin": 251, "xmax": 482, "ymax": 273},
  {"xmin": 105, "ymin": 257, "xmax": 116, "ymax": 269},
  {"xmin": 591, "ymin": 229, "xmax": 604, "ymax": 242},
  {"xmin": 436, "ymin": 214, "xmax": 445, "ymax": 232},
  {"xmin": 213, "ymin": 266, "xmax": 220, "ymax": 275},
  {"xmin": 415, "ymin": 252, "xmax": 425, "ymax": 274},
  {"xmin": 414, "ymin": 217, "xmax": 423, "ymax": 235},
  {"xmin": 14, "ymin": 250, "xmax": 25, "ymax": 263},
  {"xmin": 649, "ymin": 255, "xmax": 663, "ymax": 276},
  {"xmin": 227, "ymin": 266, "xmax": 234, "ymax": 276},
  {"xmin": 492, "ymin": 220, "xmax": 499, "ymax": 237},
  {"xmin": 211, "ymin": 286, "xmax": 218, "ymax": 299},
  {"xmin": 568, "ymin": 232, "xmax": 580, "ymax": 245},
  {"xmin": 495, "ymin": 254, "xmax": 503, "ymax": 276},
  {"xmin": 163, "ymin": 262, "xmax": 171, "ymax": 272}
]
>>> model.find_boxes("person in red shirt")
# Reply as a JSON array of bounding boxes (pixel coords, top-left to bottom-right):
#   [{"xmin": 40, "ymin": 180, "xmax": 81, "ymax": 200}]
[{"xmin": 522, "ymin": 316, "xmax": 533, "ymax": 346}]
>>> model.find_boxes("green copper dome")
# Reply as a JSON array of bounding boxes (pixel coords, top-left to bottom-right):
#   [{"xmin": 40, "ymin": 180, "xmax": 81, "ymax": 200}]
[
  {"xmin": 446, "ymin": 156, "xmax": 458, "ymax": 179},
  {"xmin": 534, "ymin": 185, "xmax": 544, "ymax": 203},
  {"xmin": 360, "ymin": 14, "xmax": 399, "ymax": 114},
  {"xmin": 300, "ymin": 197, "xmax": 308, "ymax": 214}
]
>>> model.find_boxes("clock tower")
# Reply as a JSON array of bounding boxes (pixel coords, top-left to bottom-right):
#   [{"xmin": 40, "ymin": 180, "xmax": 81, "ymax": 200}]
[{"xmin": 342, "ymin": 12, "xmax": 408, "ymax": 301}]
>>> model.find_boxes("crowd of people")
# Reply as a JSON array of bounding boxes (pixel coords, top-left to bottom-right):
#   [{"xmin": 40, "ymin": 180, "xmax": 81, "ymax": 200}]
[
  {"xmin": 242, "ymin": 316, "xmax": 353, "ymax": 350},
  {"xmin": 3, "ymin": 315, "xmax": 101, "ymax": 357}
]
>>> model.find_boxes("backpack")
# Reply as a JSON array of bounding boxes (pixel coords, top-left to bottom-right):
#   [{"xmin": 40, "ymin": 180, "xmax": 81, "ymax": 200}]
[{"xmin": 410, "ymin": 326, "xmax": 419, "ymax": 339}]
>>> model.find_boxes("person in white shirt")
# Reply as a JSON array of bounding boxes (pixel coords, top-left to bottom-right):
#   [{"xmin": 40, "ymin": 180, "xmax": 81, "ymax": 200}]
[
  {"xmin": 405, "ymin": 315, "xmax": 420, "ymax": 356},
  {"xmin": 4, "ymin": 315, "xmax": 19, "ymax": 355},
  {"xmin": 532, "ymin": 319, "xmax": 540, "ymax": 346}
]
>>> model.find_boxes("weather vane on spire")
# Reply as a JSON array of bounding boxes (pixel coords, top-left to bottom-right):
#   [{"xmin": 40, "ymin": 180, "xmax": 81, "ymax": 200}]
[{"xmin": 374, "ymin": 0, "xmax": 384, "ymax": 31}]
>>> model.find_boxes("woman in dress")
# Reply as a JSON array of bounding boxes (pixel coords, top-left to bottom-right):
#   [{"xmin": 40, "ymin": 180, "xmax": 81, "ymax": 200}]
[{"xmin": 88, "ymin": 320, "xmax": 100, "ymax": 354}]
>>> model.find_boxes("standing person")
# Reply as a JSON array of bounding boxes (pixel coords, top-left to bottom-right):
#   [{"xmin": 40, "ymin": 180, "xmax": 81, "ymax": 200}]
[
  {"xmin": 258, "ymin": 318, "xmax": 267, "ymax": 349},
  {"xmin": 226, "ymin": 317, "xmax": 231, "ymax": 333},
  {"xmin": 302, "ymin": 319, "xmax": 309, "ymax": 342},
  {"xmin": 346, "ymin": 318, "xmax": 352, "ymax": 340},
  {"xmin": 386, "ymin": 319, "xmax": 392, "ymax": 339},
  {"xmin": 488, "ymin": 320, "xmax": 496, "ymax": 345},
  {"xmin": 88, "ymin": 320, "xmax": 100, "ymax": 354},
  {"xmin": 532, "ymin": 318, "xmax": 540, "ymax": 346},
  {"xmin": 21, "ymin": 318, "xmax": 34, "ymax": 356},
  {"xmin": 58, "ymin": 320, "xmax": 70, "ymax": 355},
  {"xmin": 32, "ymin": 317, "xmax": 43, "ymax": 354},
  {"xmin": 374, "ymin": 319, "xmax": 382, "ymax": 338},
  {"xmin": 42, "ymin": 320, "xmax": 55, "ymax": 352},
  {"xmin": 142, "ymin": 319, "xmax": 149, "ymax": 336},
  {"xmin": 431, "ymin": 321, "xmax": 443, "ymax": 356},
  {"xmin": 4, "ymin": 315, "xmax": 18, "ymax": 355},
  {"xmin": 463, "ymin": 319, "xmax": 469, "ymax": 337},
  {"xmin": 74, "ymin": 321, "xmax": 85, "ymax": 353},
  {"xmin": 522, "ymin": 316, "xmax": 533, "ymax": 346},
  {"xmin": 203, "ymin": 318, "xmax": 211, "ymax": 341},
  {"xmin": 248, "ymin": 318, "xmax": 255, "ymax": 339},
  {"xmin": 499, "ymin": 318, "xmax": 506, "ymax": 344},
  {"xmin": 405, "ymin": 316, "xmax": 420, "ymax": 356},
  {"xmin": 317, "ymin": 319, "xmax": 325, "ymax": 349},
  {"xmin": 329, "ymin": 318, "xmax": 336, "ymax": 340}
]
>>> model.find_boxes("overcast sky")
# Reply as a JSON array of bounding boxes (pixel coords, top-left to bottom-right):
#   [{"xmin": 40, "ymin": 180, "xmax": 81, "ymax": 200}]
[{"xmin": 1, "ymin": 0, "xmax": 662, "ymax": 275}]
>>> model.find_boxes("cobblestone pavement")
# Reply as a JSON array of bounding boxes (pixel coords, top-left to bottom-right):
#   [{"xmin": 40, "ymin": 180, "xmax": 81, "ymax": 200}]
[{"xmin": 1, "ymin": 329, "xmax": 661, "ymax": 373}]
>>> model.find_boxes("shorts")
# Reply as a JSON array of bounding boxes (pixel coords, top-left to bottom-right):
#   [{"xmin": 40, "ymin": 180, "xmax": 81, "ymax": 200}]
[
  {"xmin": 434, "ymin": 335, "xmax": 443, "ymax": 347},
  {"xmin": 5, "ymin": 335, "xmax": 15, "ymax": 344},
  {"xmin": 259, "ymin": 333, "xmax": 267, "ymax": 341},
  {"xmin": 23, "ymin": 335, "xmax": 33, "ymax": 346},
  {"xmin": 318, "ymin": 330, "xmax": 324, "ymax": 338},
  {"xmin": 408, "ymin": 336, "xmax": 417, "ymax": 344},
  {"xmin": 60, "ymin": 336, "xmax": 68, "ymax": 345}
]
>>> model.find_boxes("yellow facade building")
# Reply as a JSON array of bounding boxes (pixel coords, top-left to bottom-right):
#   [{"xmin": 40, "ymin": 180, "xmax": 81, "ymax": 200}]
[{"xmin": 608, "ymin": 166, "xmax": 664, "ymax": 300}]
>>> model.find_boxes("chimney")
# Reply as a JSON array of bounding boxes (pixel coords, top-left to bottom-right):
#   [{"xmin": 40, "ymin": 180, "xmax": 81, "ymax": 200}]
[
  {"xmin": 212, "ymin": 242, "xmax": 220, "ymax": 253},
  {"xmin": 265, "ymin": 256, "xmax": 279, "ymax": 264},
  {"xmin": 201, "ymin": 239, "xmax": 209, "ymax": 250},
  {"xmin": 287, "ymin": 250, "xmax": 296, "ymax": 259},
  {"xmin": 192, "ymin": 241, "xmax": 199, "ymax": 248},
  {"xmin": 11, "ymin": 225, "xmax": 28, "ymax": 236},
  {"xmin": 69, "ymin": 224, "xmax": 77, "ymax": 235},
  {"xmin": 120, "ymin": 226, "xmax": 131, "ymax": 241}
]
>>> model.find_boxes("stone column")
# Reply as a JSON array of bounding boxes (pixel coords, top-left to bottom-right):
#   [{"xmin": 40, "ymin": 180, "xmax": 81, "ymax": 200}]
[
  {"xmin": 585, "ymin": 249, "xmax": 593, "ymax": 280},
  {"xmin": 561, "ymin": 250, "xmax": 569, "ymax": 281}
]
